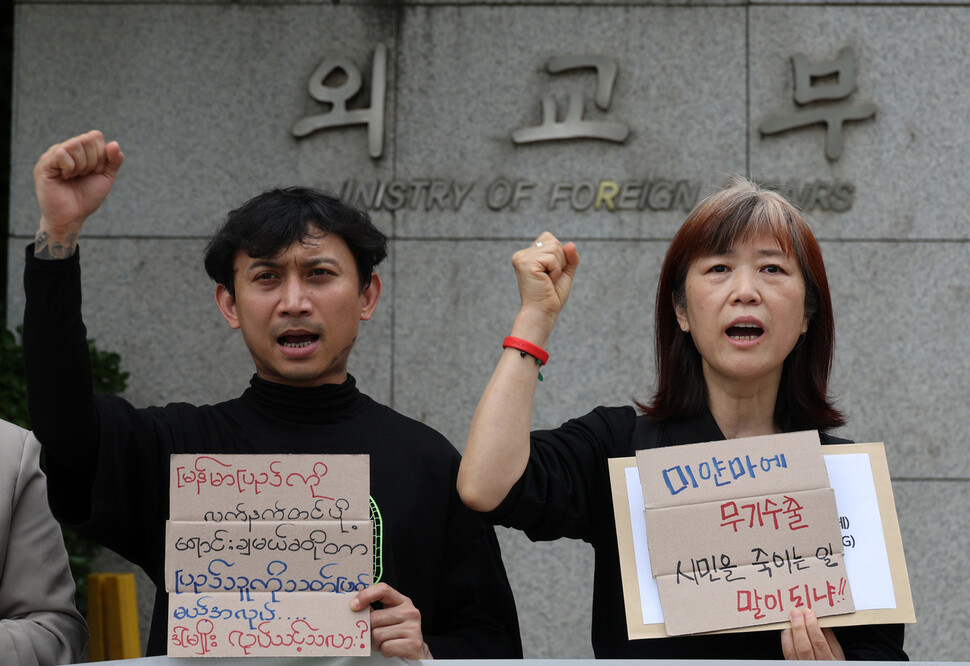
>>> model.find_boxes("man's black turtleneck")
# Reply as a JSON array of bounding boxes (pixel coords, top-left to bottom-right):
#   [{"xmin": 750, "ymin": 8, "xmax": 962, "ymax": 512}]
[
  {"xmin": 23, "ymin": 246, "xmax": 522, "ymax": 658},
  {"xmin": 242, "ymin": 374, "xmax": 369, "ymax": 424}
]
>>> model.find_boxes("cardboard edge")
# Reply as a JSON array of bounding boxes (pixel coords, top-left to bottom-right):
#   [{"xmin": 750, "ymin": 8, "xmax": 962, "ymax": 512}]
[
  {"xmin": 824, "ymin": 443, "xmax": 916, "ymax": 625},
  {"xmin": 608, "ymin": 457, "xmax": 668, "ymax": 640}
]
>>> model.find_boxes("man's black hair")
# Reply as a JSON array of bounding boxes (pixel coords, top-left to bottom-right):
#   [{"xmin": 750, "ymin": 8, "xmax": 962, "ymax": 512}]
[{"xmin": 204, "ymin": 186, "xmax": 388, "ymax": 298}]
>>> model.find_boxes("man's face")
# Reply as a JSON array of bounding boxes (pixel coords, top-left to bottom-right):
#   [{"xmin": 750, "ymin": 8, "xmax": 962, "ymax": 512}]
[{"xmin": 215, "ymin": 230, "xmax": 381, "ymax": 387}]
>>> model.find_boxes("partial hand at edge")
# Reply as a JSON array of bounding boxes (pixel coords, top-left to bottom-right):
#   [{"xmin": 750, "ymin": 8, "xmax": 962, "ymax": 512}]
[
  {"xmin": 33, "ymin": 130, "xmax": 124, "ymax": 258},
  {"xmin": 351, "ymin": 582, "xmax": 432, "ymax": 660}
]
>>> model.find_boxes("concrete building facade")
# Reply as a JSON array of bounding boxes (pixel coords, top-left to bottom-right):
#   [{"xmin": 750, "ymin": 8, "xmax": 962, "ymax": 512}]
[{"xmin": 7, "ymin": 0, "xmax": 969, "ymax": 659}]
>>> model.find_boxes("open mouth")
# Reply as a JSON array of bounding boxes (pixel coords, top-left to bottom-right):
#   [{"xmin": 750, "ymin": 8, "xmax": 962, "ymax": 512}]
[
  {"xmin": 278, "ymin": 334, "xmax": 319, "ymax": 348},
  {"xmin": 726, "ymin": 323, "xmax": 763, "ymax": 341}
]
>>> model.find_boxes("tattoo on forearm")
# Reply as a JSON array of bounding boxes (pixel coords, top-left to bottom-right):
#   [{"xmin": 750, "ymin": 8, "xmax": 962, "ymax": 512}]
[{"xmin": 34, "ymin": 230, "xmax": 78, "ymax": 260}]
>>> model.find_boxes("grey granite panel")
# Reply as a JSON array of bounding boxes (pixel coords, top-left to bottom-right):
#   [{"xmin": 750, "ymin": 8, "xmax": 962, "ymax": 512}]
[
  {"xmin": 5, "ymin": 238, "xmax": 392, "ymax": 408},
  {"xmin": 496, "ymin": 529, "xmax": 595, "ymax": 659},
  {"xmin": 392, "ymin": 237, "xmax": 963, "ymax": 657},
  {"xmin": 823, "ymin": 241, "xmax": 970, "ymax": 479},
  {"xmin": 17, "ymin": 0, "xmax": 223, "ymax": 4},
  {"xmin": 394, "ymin": 240, "xmax": 663, "ymax": 658},
  {"xmin": 17, "ymin": 0, "xmax": 404, "ymax": 4},
  {"xmin": 392, "ymin": 239, "xmax": 660, "ymax": 657},
  {"xmin": 749, "ymin": 7, "xmax": 970, "ymax": 240},
  {"xmin": 82, "ymin": 478, "xmax": 970, "ymax": 662},
  {"xmin": 400, "ymin": 0, "xmax": 744, "ymax": 4},
  {"xmin": 11, "ymin": 3, "xmax": 970, "ymax": 660},
  {"xmin": 11, "ymin": 4, "xmax": 397, "ymax": 238},
  {"xmin": 894, "ymin": 480, "xmax": 970, "ymax": 661},
  {"xmin": 753, "ymin": 0, "xmax": 962, "ymax": 5},
  {"xmin": 392, "ymin": 6, "xmax": 746, "ymax": 239},
  {"xmin": 392, "ymin": 237, "xmax": 970, "ymax": 482},
  {"xmin": 391, "ymin": 239, "xmax": 661, "ymax": 449}
]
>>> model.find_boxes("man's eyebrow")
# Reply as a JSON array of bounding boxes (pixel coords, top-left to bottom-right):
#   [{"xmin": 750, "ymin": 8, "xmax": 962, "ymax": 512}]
[
  {"xmin": 307, "ymin": 256, "xmax": 342, "ymax": 266},
  {"xmin": 241, "ymin": 257, "xmax": 282, "ymax": 273},
  {"xmin": 242, "ymin": 255, "xmax": 343, "ymax": 272}
]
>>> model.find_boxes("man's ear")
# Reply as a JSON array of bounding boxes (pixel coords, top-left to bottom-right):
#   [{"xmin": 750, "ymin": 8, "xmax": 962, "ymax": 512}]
[
  {"xmin": 360, "ymin": 274, "xmax": 382, "ymax": 321},
  {"xmin": 215, "ymin": 284, "xmax": 241, "ymax": 329}
]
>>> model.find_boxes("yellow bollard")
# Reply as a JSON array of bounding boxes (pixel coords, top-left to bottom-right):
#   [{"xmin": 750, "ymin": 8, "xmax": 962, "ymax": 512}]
[{"xmin": 87, "ymin": 573, "xmax": 141, "ymax": 660}]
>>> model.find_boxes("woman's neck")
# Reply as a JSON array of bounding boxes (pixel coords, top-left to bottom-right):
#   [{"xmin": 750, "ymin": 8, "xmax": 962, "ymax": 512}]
[{"xmin": 703, "ymin": 371, "xmax": 782, "ymax": 439}]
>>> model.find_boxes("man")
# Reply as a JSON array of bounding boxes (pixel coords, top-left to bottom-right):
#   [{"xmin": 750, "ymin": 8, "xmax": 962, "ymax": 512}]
[{"xmin": 23, "ymin": 130, "xmax": 522, "ymax": 658}]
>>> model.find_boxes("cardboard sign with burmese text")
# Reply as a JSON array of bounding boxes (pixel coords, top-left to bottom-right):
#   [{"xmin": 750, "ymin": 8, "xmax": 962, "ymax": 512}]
[
  {"xmin": 165, "ymin": 454, "xmax": 372, "ymax": 657},
  {"xmin": 635, "ymin": 430, "xmax": 854, "ymax": 635}
]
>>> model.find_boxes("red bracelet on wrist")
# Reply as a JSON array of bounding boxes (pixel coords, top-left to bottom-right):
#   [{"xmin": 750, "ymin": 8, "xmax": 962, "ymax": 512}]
[{"xmin": 502, "ymin": 336, "xmax": 550, "ymax": 366}]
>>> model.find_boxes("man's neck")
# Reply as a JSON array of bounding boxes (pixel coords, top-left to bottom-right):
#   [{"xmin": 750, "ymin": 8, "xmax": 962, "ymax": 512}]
[{"xmin": 253, "ymin": 370, "xmax": 350, "ymax": 389}]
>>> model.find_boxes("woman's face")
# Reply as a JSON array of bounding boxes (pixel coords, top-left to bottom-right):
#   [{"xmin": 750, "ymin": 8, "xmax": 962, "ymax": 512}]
[{"xmin": 675, "ymin": 233, "xmax": 809, "ymax": 392}]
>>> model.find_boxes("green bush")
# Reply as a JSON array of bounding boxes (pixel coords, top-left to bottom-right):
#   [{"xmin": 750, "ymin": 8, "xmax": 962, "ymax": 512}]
[
  {"xmin": 0, "ymin": 327, "xmax": 28, "ymax": 428},
  {"xmin": 0, "ymin": 325, "xmax": 128, "ymax": 613}
]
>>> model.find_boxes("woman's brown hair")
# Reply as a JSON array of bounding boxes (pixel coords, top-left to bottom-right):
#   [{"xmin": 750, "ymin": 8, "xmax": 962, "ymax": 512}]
[{"xmin": 639, "ymin": 177, "xmax": 845, "ymax": 431}]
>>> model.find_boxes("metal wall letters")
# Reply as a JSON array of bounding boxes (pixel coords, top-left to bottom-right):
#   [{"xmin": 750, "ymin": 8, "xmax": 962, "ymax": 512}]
[
  {"xmin": 512, "ymin": 55, "xmax": 630, "ymax": 144},
  {"xmin": 760, "ymin": 47, "xmax": 877, "ymax": 160},
  {"xmin": 292, "ymin": 44, "xmax": 387, "ymax": 159},
  {"xmin": 290, "ymin": 45, "xmax": 868, "ymax": 212}
]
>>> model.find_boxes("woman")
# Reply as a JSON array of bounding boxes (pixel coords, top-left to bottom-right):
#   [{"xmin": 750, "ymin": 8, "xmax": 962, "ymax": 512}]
[{"xmin": 458, "ymin": 178, "xmax": 907, "ymax": 660}]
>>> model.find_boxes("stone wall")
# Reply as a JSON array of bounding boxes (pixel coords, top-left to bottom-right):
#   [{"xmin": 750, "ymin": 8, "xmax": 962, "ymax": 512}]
[{"xmin": 8, "ymin": 1, "xmax": 969, "ymax": 659}]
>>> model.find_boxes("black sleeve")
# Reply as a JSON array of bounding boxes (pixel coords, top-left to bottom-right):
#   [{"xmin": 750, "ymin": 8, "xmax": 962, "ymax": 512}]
[
  {"xmin": 836, "ymin": 623, "xmax": 908, "ymax": 660},
  {"xmin": 422, "ymin": 455, "xmax": 523, "ymax": 658},
  {"xmin": 22, "ymin": 245, "xmax": 101, "ymax": 525},
  {"xmin": 22, "ymin": 245, "xmax": 171, "ymax": 570},
  {"xmin": 487, "ymin": 405, "xmax": 638, "ymax": 542}
]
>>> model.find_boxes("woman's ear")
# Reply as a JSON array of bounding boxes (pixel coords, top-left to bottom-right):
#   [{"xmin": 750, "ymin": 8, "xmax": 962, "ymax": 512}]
[{"xmin": 674, "ymin": 294, "xmax": 689, "ymax": 333}]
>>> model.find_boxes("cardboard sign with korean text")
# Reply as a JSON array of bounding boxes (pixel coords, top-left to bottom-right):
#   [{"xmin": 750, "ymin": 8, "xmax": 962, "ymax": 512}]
[
  {"xmin": 611, "ymin": 441, "xmax": 915, "ymax": 640},
  {"xmin": 635, "ymin": 430, "xmax": 853, "ymax": 635},
  {"xmin": 165, "ymin": 454, "xmax": 372, "ymax": 657}
]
